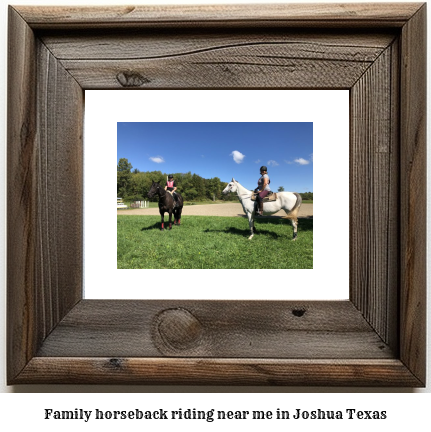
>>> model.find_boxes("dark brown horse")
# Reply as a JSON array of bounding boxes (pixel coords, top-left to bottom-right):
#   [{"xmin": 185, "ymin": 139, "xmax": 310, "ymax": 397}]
[{"xmin": 147, "ymin": 181, "xmax": 183, "ymax": 230}]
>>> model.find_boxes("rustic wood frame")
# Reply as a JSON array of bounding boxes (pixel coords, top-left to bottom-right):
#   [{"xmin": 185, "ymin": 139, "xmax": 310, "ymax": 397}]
[{"xmin": 7, "ymin": 3, "xmax": 426, "ymax": 386}]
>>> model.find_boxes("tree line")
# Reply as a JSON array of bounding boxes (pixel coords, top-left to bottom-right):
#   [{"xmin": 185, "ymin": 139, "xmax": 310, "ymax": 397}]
[
  {"xmin": 117, "ymin": 158, "xmax": 313, "ymax": 203},
  {"xmin": 117, "ymin": 158, "xmax": 237, "ymax": 202}
]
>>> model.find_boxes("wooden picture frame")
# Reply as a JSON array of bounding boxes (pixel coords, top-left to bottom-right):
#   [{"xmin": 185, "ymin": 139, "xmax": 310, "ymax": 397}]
[{"xmin": 7, "ymin": 3, "xmax": 426, "ymax": 386}]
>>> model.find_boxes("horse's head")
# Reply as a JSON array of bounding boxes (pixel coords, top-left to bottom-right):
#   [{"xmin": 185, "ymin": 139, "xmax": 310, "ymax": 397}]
[
  {"xmin": 147, "ymin": 181, "xmax": 161, "ymax": 198},
  {"xmin": 222, "ymin": 178, "xmax": 238, "ymax": 194}
]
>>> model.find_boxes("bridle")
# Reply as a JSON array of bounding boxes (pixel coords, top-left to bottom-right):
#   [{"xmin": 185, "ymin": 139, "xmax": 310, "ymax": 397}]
[
  {"xmin": 225, "ymin": 182, "xmax": 235, "ymax": 193},
  {"xmin": 148, "ymin": 182, "xmax": 166, "ymax": 199}
]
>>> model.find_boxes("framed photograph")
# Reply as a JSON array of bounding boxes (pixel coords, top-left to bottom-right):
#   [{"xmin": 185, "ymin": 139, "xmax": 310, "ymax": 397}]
[
  {"xmin": 7, "ymin": 4, "xmax": 426, "ymax": 386},
  {"xmin": 85, "ymin": 89, "xmax": 349, "ymax": 301},
  {"xmin": 115, "ymin": 120, "xmax": 315, "ymax": 268}
]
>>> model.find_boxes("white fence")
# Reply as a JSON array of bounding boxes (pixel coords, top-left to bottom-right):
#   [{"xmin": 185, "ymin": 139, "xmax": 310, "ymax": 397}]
[{"xmin": 130, "ymin": 201, "xmax": 149, "ymax": 209}]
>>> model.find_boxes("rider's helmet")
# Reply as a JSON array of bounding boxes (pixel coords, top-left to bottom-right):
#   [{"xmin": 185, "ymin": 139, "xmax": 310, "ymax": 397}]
[
  {"xmin": 260, "ymin": 166, "xmax": 267, "ymax": 173},
  {"xmin": 168, "ymin": 174, "xmax": 174, "ymax": 179}
]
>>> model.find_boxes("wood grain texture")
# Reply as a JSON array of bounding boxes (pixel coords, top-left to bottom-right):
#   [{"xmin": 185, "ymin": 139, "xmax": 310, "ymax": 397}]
[
  {"xmin": 36, "ymin": 300, "xmax": 393, "ymax": 359},
  {"xmin": 51, "ymin": 31, "xmax": 393, "ymax": 89},
  {"xmin": 7, "ymin": 3, "xmax": 426, "ymax": 386},
  {"xmin": 350, "ymin": 43, "xmax": 399, "ymax": 348},
  {"xmin": 15, "ymin": 358, "xmax": 422, "ymax": 386},
  {"xmin": 7, "ymin": 6, "xmax": 38, "ymax": 381},
  {"xmin": 7, "ymin": 6, "xmax": 83, "ymax": 382},
  {"xmin": 15, "ymin": 3, "xmax": 424, "ymax": 28},
  {"xmin": 40, "ymin": 31, "xmax": 395, "ymax": 60},
  {"xmin": 399, "ymin": 3, "xmax": 427, "ymax": 384},
  {"xmin": 35, "ymin": 40, "xmax": 84, "ymax": 334}
]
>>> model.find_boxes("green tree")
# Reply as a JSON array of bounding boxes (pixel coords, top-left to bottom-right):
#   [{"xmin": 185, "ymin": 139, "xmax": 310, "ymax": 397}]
[
  {"xmin": 128, "ymin": 172, "xmax": 151, "ymax": 201},
  {"xmin": 300, "ymin": 192, "xmax": 313, "ymax": 201},
  {"xmin": 180, "ymin": 172, "xmax": 194, "ymax": 199},
  {"xmin": 123, "ymin": 169, "xmax": 242, "ymax": 203},
  {"xmin": 117, "ymin": 158, "xmax": 133, "ymax": 197},
  {"xmin": 206, "ymin": 177, "xmax": 222, "ymax": 201},
  {"xmin": 185, "ymin": 187, "xmax": 198, "ymax": 201},
  {"xmin": 192, "ymin": 173, "xmax": 206, "ymax": 200},
  {"xmin": 278, "ymin": 186, "xmax": 285, "ymax": 192}
]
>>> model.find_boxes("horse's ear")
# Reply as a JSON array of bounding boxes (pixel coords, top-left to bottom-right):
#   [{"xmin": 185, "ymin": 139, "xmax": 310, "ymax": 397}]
[{"xmin": 232, "ymin": 178, "xmax": 235, "ymax": 182}]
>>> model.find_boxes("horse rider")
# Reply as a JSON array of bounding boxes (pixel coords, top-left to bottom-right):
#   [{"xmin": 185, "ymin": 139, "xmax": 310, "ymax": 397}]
[
  {"xmin": 255, "ymin": 165, "xmax": 271, "ymax": 216},
  {"xmin": 165, "ymin": 174, "xmax": 179, "ymax": 205}
]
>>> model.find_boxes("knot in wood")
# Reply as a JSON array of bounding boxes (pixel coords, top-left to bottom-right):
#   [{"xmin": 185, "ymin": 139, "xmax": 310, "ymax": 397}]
[
  {"xmin": 292, "ymin": 308, "xmax": 306, "ymax": 317},
  {"xmin": 116, "ymin": 71, "xmax": 150, "ymax": 87},
  {"xmin": 155, "ymin": 308, "xmax": 203, "ymax": 351}
]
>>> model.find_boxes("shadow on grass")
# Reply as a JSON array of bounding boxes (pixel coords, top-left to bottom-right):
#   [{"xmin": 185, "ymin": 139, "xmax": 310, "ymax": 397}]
[
  {"xmin": 237, "ymin": 216, "xmax": 313, "ymax": 232},
  {"xmin": 203, "ymin": 227, "xmax": 282, "ymax": 239},
  {"xmin": 140, "ymin": 223, "xmax": 163, "ymax": 231},
  {"xmin": 136, "ymin": 217, "xmax": 313, "ymax": 234},
  {"xmin": 140, "ymin": 223, "xmax": 185, "ymax": 231},
  {"xmin": 203, "ymin": 225, "xmax": 305, "ymax": 239}
]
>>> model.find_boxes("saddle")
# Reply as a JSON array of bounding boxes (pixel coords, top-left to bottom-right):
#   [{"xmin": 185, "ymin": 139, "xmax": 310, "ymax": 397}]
[
  {"xmin": 167, "ymin": 190, "xmax": 180, "ymax": 208},
  {"xmin": 251, "ymin": 192, "xmax": 277, "ymax": 202}
]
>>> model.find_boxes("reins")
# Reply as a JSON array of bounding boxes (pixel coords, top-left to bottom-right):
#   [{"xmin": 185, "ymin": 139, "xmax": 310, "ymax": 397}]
[
  {"xmin": 231, "ymin": 182, "xmax": 252, "ymax": 200},
  {"xmin": 149, "ymin": 183, "xmax": 164, "ymax": 198},
  {"xmin": 237, "ymin": 193, "xmax": 252, "ymax": 200},
  {"xmin": 157, "ymin": 184, "xmax": 166, "ymax": 198},
  {"xmin": 150, "ymin": 183, "xmax": 176, "ymax": 207}
]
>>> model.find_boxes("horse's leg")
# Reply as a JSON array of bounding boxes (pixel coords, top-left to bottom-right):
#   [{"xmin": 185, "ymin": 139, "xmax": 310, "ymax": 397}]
[
  {"xmin": 168, "ymin": 210, "xmax": 173, "ymax": 230},
  {"xmin": 283, "ymin": 194, "xmax": 302, "ymax": 240},
  {"xmin": 291, "ymin": 217, "xmax": 298, "ymax": 240},
  {"xmin": 247, "ymin": 213, "xmax": 254, "ymax": 240},
  {"xmin": 284, "ymin": 205, "xmax": 300, "ymax": 240},
  {"xmin": 160, "ymin": 212, "xmax": 165, "ymax": 231}
]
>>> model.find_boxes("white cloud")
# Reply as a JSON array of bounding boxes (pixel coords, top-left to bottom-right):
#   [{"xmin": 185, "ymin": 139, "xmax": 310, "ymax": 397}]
[
  {"xmin": 149, "ymin": 156, "xmax": 165, "ymax": 163},
  {"xmin": 267, "ymin": 160, "xmax": 279, "ymax": 167},
  {"xmin": 285, "ymin": 157, "xmax": 312, "ymax": 165},
  {"xmin": 255, "ymin": 159, "xmax": 261, "ymax": 164},
  {"xmin": 230, "ymin": 150, "xmax": 246, "ymax": 164},
  {"xmin": 294, "ymin": 158, "xmax": 310, "ymax": 165}
]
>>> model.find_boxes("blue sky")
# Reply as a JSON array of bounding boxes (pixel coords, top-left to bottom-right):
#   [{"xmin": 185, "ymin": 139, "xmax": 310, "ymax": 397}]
[{"xmin": 117, "ymin": 122, "xmax": 313, "ymax": 193}]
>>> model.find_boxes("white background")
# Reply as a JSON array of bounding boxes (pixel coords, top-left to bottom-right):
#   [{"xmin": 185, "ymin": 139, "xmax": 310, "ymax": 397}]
[
  {"xmin": 85, "ymin": 90, "xmax": 349, "ymax": 300},
  {"xmin": 0, "ymin": 0, "xmax": 430, "ymax": 428}
]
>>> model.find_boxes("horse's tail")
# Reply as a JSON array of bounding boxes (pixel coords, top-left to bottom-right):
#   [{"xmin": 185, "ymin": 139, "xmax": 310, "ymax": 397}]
[
  {"xmin": 284, "ymin": 192, "xmax": 302, "ymax": 219},
  {"xmin": 292, "ymin": 192, "xmax": 302, "ymax": 212}
]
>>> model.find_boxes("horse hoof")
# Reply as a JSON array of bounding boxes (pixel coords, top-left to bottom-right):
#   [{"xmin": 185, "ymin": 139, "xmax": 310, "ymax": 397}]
[{"xmin": 248, "ymin": 235, "xmax": 254, "ymax": 240}]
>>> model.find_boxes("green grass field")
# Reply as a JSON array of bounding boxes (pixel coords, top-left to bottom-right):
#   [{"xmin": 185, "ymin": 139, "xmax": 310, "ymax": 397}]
[{"xmin": 118, "ymin": 215, "xmax": 313, "ymax": 269}]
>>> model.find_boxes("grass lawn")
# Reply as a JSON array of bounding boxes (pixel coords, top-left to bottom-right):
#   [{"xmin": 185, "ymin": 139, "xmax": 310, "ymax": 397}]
[{"xmin": 118, "ymin": 215, "xmax": 313, "ymax": 269}]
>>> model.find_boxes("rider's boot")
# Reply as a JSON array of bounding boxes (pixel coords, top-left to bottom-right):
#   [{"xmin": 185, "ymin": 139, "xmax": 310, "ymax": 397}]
[{"xmin": 257, "ymin": 201, "xmax": 263, "ymax": 216}]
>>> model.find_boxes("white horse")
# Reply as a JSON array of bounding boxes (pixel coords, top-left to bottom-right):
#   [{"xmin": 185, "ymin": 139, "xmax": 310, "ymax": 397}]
[{"xmin": 222, "ymin": 178, "xmax": 302, "ymax": 240}]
